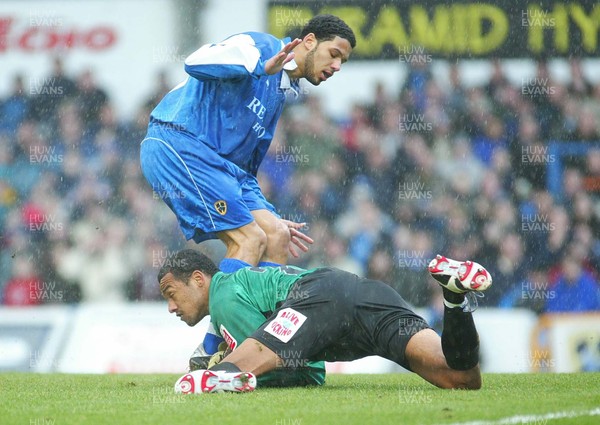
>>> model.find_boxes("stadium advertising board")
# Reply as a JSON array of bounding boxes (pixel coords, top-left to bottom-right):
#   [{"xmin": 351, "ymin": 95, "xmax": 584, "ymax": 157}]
[
  {"xmin": 0, "ymin": 307, "xmax": 70, "ymax": 372},
  {"xmin": 57, "ymin": 304, "xmax": 203, "ymax": 373},
  {"xmin": 0, "ymin": 0, "xmax": 179, "ymax": 117},
  {"xmin": 532, "ymin": 314, "xmax": 600, "ymax": 372},
  {"xmin": 268, "ymin": 0, "xmax": 600, "ymax": 59}
]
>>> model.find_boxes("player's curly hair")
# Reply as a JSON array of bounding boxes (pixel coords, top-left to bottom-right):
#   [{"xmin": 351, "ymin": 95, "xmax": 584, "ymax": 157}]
[
  {"xmin": 157, "ymin": 249, "xmax": 219, "ymax": 283},
  {"xmin": 300, "ymin": 14, "xmax": 356, "ymax": 48}
]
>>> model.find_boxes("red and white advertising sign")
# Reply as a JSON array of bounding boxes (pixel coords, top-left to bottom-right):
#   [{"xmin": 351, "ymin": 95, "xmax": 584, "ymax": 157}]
[{"xmin": 0, "ymin": 0, "xmax": 184, "ymax": 118}]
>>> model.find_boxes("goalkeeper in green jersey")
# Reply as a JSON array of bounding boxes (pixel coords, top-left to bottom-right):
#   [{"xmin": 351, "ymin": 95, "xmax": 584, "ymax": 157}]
[{"xmin": 159, "ymin": 249, "xmax": 492, "ymax": 394}]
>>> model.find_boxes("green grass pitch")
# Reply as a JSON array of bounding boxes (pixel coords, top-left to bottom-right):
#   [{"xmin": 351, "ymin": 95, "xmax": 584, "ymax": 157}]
[{"xmin": 2, "ymin": 373, "xmax": 599, "ymax": 425}]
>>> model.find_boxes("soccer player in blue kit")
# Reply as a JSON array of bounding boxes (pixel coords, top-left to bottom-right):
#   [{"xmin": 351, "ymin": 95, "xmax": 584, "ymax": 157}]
[{"xmin": 140, "ymin": 15, "xmax": 356, "ymax": 355}]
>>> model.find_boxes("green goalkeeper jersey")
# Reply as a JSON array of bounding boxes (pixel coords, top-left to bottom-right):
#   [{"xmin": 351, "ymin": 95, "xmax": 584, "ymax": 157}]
[{"xmin": 208, "ymin": 265, "xmax": 326, "ymax": 387}]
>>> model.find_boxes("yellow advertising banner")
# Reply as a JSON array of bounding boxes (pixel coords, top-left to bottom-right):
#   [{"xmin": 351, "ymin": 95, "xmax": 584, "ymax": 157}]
[{"xmin": 268, "ymin": 1, "xmax": 600, "ymax": 58}]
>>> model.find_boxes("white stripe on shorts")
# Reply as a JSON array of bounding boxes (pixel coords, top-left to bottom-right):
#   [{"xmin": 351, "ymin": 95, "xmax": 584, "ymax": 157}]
[{"xmin": 142, "ymin": 136, "xmax": 216, "ymax": 229}]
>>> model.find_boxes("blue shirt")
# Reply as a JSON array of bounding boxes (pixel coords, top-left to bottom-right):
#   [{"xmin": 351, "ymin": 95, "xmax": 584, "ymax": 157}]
[
  {"xmin": 150, "ymin": 32, "xmax": 299, "ymax": 175},
  {"xmin": 545, "ymin": 271, "xmax": 600, "ymax": 312}
]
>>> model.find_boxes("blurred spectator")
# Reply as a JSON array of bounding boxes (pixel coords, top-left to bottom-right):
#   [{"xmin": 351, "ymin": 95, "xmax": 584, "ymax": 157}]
[
  {"xmin": 0, "ymin": 74, "xmax": 30, "ymax": 134},
  {"xmin": 366, "ymin": 244, "xmax": 396, "ymax": 283},
  {"xmin": 484, "ymin": 233, "xmax": 527, "ymax": 306},
  {"xmin": 524, "ymin": 61, "xmax": 562, "ymax": 139},
  {"xmin": 545, "ymin": 255, "xmax": 600, "ymax": 312},
  {"xmin": 30, "ymin": 57, "xmax": 77, "ymax": 124},
  {"xmin": 574, "ymin": 106, "xmax": 600, "ymax": 143},
  {"xmin": 53, "ymin": 212, "xmax": 143, "ymax": 303},
  {"xmin": 75, "ymin": 69, "xmax": 108, "ymax": 128},
  {"xmin": 2, "ymin": 256, "xmax": 42, "ymax": 306},
  {"xmin": 144, "ymin": 70, "xmax": 171, "ymax": 109},
  {"xmin": 322, "ymin": 234, "xmax": 362, "ymax": 276},
  {"xmin": 361, "ymin": 142, "xmax": 398, "ymax": 212},
  {"xmin": 471, "ymin": 115, "xmax": 507, "ymax": 165},
  {"xmin": 392, "ymin": 229, "xmax": 436, "ymax": 307},
  {"xmin": 582, "ymin": 148, "xmax": 600, "ymax": 197},
  {"xmin": 568, "ymin": 59, "xmax": 593, "ymax": 98},
  {"xmin": 336, "ymin": 182, "xmax": 395, "ymax": 271},
  {"xmin": 401, "ymin": 49, "xmax": 432, "ymax": 114},
  {"xmin": 499, "ymin": 268, "xmax": 551, "ymax": 313},
  {"xmin": 511, "ymin": 115, "xmax": 547, "ymax": 189},
  {"xmin": 446, "ymin": 64, "xmax": 469, "ymax": 133},
  {"xmin": 485, "ymin": 60, "xmax": 510, "ymax": 99},
  {"xmin": 436, "ymin": 135, "xmax": 485, "ymax": 195}
]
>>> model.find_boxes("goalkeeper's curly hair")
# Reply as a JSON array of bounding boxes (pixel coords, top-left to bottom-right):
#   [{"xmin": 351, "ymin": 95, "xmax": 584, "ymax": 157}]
[{"xmin": 157, "ymin": 249, "xmax": 219, "ymax": 283}]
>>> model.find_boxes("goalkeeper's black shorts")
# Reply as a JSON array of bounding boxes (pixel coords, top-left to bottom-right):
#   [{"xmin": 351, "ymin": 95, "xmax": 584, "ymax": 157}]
[{"xmin": 250, "ymin": 267, "xmax": 430, "ymax": 371}]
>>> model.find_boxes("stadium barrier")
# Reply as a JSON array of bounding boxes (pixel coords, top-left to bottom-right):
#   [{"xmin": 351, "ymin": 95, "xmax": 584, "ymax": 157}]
[
  {"xmin": 2, "ymin": 305, "xmax": 598, "ymax": 374},
  {"xmin": 530, "ymin": 313, "xmax": 600, "ymax": 372}
]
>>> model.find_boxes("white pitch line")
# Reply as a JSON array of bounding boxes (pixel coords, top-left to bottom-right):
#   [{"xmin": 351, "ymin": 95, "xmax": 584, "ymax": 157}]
[{"xmin": 436, "ymin": 407, "xmax": 600, "ymax": 425}]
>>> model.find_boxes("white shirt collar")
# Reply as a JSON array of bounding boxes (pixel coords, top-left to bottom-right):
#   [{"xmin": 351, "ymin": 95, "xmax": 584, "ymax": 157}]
[{"xmin": 280, "ymin": 58, "xmax": 299, "ymax": 97}]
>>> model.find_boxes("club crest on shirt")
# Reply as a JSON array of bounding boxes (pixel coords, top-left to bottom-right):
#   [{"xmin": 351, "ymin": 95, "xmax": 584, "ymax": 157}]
[{"xmin": 214, "ymin": 200, "xmax": 227, "ymax": 215}]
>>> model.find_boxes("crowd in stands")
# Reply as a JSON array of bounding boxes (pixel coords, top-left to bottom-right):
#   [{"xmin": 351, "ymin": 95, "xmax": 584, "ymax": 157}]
[{"xmin": 1, "ymin": 56, "xmax": 599, "ymax": 317}]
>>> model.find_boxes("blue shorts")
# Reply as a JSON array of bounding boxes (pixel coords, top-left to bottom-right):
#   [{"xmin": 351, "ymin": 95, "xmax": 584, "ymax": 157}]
[{"xmin": 140, "ymin": 125, "xmax": 277, "ymax": 243}]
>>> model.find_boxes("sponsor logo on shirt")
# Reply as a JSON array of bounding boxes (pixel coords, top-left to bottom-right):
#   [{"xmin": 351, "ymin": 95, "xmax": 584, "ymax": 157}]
[
  {"xmin": 264, "ymin": 308, "xmax": 306, "ymax": 343},
  {"xmin": 247, "ymin": 97, "xmax": 267, "ymax": 137},
  {"xmin": 220, "ymin": 324, "xmax": 237, "ymax": 350}
]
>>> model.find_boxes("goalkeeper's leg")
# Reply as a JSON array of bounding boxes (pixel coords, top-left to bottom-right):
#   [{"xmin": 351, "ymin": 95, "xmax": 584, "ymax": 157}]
[
  {"xmin": 405, "ymin": 326, "xmax": 481, "ymax": 389},
  {"xmin": 404, "ymin": 255, "xmax": 492, "ymax": 389}
]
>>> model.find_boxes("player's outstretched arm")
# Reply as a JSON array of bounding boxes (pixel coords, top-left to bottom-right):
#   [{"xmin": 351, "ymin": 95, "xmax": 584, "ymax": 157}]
[
  {"xmin": 173, "ymin": 338, "xmax": 281, "ymax": 394},
  {"xmin": 184, "ymin": 36, "xmax": 301, "ymax": 82},
  {"xmin": 217, "ymin": 337, "xmax": 280, "ymax": 376},
  {"xmin": 264, "ymin": 38, "xmax": 302, "ymax": 75}
]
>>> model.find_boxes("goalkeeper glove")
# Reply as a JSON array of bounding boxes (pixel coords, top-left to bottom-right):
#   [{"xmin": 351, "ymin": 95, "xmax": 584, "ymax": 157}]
[{"xmin": 190, "ymin": 341, "xmax": 232, "ymax": 371}]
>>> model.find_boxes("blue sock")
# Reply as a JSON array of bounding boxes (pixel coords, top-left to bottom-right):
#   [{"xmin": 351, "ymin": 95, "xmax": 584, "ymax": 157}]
[
  {"xmin": 219, "ymin": 258, "xmax": 252, "ymax": 273},
  {"xmin": 202, "ymin": 322, "xmax": 224, "ymax": 355},
  {"xmin": 258, "ymin": 261, "xmax": 281, "ymax": 268}
]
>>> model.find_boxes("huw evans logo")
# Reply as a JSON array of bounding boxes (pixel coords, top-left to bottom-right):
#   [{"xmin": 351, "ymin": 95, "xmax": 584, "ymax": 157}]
[
  {"xmin": 30, "ymin": 146, "xmax": 63, "ymax": 164},
  {"xmin": 398, "ymin": 45, "xmax": 432, "ymax": 63},
  {"xmin": 521, "ymin": 281, "xmax": 555, "ymax": 300},
  {"xmin": 521, "ymin": 214, "xmax": 555, "ymax": 232},
  {"xmin": 521, "ymin": 145, "xmax": 555, "ymax": 163},
  {"xmin": 522, "ymin": 78, "xmax": 556, "ymax": 96},
  {"xmin": 398, "ymin": 181, "xmax": 432, "ymax": 200},
  {"xmin": 521, "ymin": 9, "xmax": 556, "ymax": 27},
  {"xmin": 28, "ymin": 214, "xmax": 63, "ymax": 231},
  {"xmin": 399, "ymin": 114, "xmax": 432, "ymax": 132},
  {"xmin": 275, "ymin": 145, "xmax": 309, "ymax": 163}
]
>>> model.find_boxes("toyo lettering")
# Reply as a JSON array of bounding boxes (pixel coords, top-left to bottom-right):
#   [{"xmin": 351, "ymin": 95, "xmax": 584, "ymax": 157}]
[{"xmin": 0, "ymin": 17, "xmax": 117, "ymax": 52}]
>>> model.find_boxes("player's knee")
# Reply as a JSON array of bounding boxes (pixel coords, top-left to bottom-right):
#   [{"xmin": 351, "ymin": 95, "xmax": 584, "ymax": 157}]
[
  {"xmin": 257, "ymin": 218, "xmax": 289, "ymax": 255},
  {"xmin": 224, "ymin": 223, "xmax": 267, "ymax": 259},
  {"xmin": 245, "ymin": 224, "xmax": 268, "ymax": 257},
  {"xmin": 444, "ymin": 369, "xmax": 481, "ymax": 390},
  {"xmin": 468, "ymin": 378, "xmax": 482, "ymax": 390}
]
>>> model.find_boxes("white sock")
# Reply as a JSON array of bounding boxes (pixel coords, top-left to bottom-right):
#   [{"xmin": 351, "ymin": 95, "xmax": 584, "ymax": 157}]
[{"xmin": 443, "ymin": 298, "xmax": 468, "ymax": 309}]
